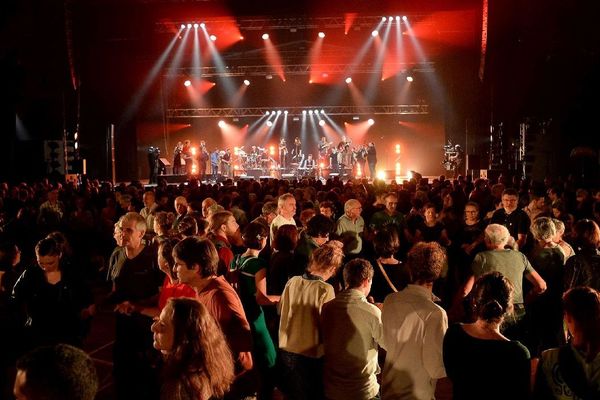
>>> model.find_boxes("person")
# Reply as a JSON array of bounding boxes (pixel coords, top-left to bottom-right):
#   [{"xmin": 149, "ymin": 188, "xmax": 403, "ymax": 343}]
[
  {"xmin": 201, "ymin": 197, "xmax": 217, "ymax": 219},
  {"xmin": 489, "ymin": 188, "xmax": 531, "ymax": 250},
  {"xmin": 151, "ymin": 298, "xmax": 235, "ymax": 400},
  {"xmin": 318, "ymin": 200, "xmax": 336, "ymax": 220},
  {"xmin": 366, "ymin": 142, "xmax": 377, "ymax": 179},
  {"xmin": 270, "ymin": 193, "xmax": 297, "ymax": 242},
  {"xmin": 417, "ymin": 202, "xmax": 450, "ymax": 246},
  {"xmin": 278, "ymin": 241, "xmax": 344, "ymax": 400},
  {"xmin": 230, "ymin": 222, "xmax": 280, "ymax": 399},
  {"xmin": 153, "ymin": 211, "xmax": 174, "ymax": 245},
  {"xmin": 534, "ymin": 286, "xmax": 600, "ymax": 399},
  {"xmin": 564, "ymin": 219, "xmax": 600, "ymax": 291},
  {"xmin": 552, "ymin": 218, "xmax": 575, "ymax": 262},
  {"xmin": 12, "ymin": 237, "xmax": 94, "ymax": 351},
  {"xmin": 279, "ymin": 138, "xmax": 288, "ymax": 169},
  {"xmin": 207, "ymin": 210, "xmax": 238, "ymax": 277},
  {"xmin": 368, "ymin": 227, "xmax": 407, "ymax": 303},
  {"xmin": 140, "ymin": 190, "xmax": 158, "ymax": 235},
  {"xmin": 321, "ymin": 258, "xmax": 385, "ymax": 400},
  {"xmin": 381, "ymin": 242, "xmax": 448, "ymax": 400},
  {"xmin": 198, "ymin": 141, "xmax": 209, "ymax": 181},
  {"xmin": 14, "ymin": 344, "xmax": 98, "ymax": 400},
  {"xmin": 156, "ymin": 240, "xmax": 195, "ymax": 312},
  {"xmin": 210, "ymin": 148, "xmax": 220, "ymax": 181},
  {"xmin": 270, "ymin": 224, "xmax": 301, "ymax": 295},
  {"xmin": 173, "ymin": 141, "xmax": 183, "ymax": 175},
  {"xmin": 523, "ymin": 191, "xmax": 548, "ymax": 223},
  {"xmin": 295, "ymin": 214, "xmax": 334, "ymax": 267},
  {"xmin": 251, "ymin": 201, "xmax": 278, "ymax": 230},
  {"xmin": 369, "ymin": 192, "xmax": 405, "ymax": 234},
  {"xmin": 176, "ymin": 215, "xmax": 198, "ymax": 238},
  {"xmin": 443, "ymin": 272, "xmax": 531, "ymax": 400},
  {"xmin": 172, "ymin": 196, "xmax": 188, "ymax": 231},
  {"xmin": 172, "ymin": 237, "xmax": 254, "ymax": 398},
  {"xmin": 336, "ymin": 199, "xmax": 365, "ymax": 256}
]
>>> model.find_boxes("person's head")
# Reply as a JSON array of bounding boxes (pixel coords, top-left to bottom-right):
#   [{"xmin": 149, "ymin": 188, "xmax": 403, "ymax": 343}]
[
  {"xmin": 501, "ymin": 188, "xmax": 519, "ymax": 213},
  {"xmin": 177, "ymin": 215, "xmax": 198, "ymax": 238},
  {"xmin": 383, "ymin": 193, "xmax": 398, "ymax": 215},
  {"xmin": 261, "ymin": 201, "xmax": 278, "ymax": 225},
  {"xmin": 119, "ymin": 212, "xmax": 147, "ymax": 249},
  {"xmin": 373, "ymin": 228, "xmax": 400, "ymax": 258},
  {"xmin": 406, "ymin": 242, "xmax": 446, "ymax": 285},
  {"xmin": 151, "ymin": 298, "xmax": 235, "ymax": 399},
  {"xmin": 173, "ymin": 237, "xmax": 219, "ymax": 282},
  {"xmin": 306, "ymin": 214, "xmax": 334, "ymax": 245},
  {"xmin": 562, "ymin": 286, "xmax": 600, "ymax": 360},
  {"xmin": 552, "ymin": 218, "xmax": 566, "ymax": 241},
  {"xmin": 153, "ymin": 211, "xmax": 174, "ymax": 236},
  {"xmin": 529, "ymin": 192, "xmax": 546, "ymax": 209},
  {"xmin": 551, "ymin": 199, "xmax": 566, "ymax": 218},
  {"xmin": 174, "ymin": 196, "xmax": 188, "ymax": 216},
  {"xmin": 470, "ymin": 272, "xmax": 514, "ymax": 324},
  {"xmin": 277, "ymin": 193, "xmax": 296, "ymax": 219},
  {"xmin": 242, "ymin": 222, "xmax": 268, "ymax": 251},
  {"xmin": 0, "ymin": 242, "xmax": 20, "ymax": 270},
  {"xmin": 343, "ymin": 258, "xmax": 374, "ymax": 295},
  {"xmin": 308, "ymin": 240, "xmax": 344, "ymax": 279},
  {"xmin": 47, "ymin": 188, "xmax": 59, "ymax": 203},
  {"xmin": 46, "ymin": 231, "xmax": 72, "ymax": 257},
  {"xmin": 113, "ymin": 221, "xmax": 124, "ymax": 246},
  {"xmin": 464, "ymin": 201, "xmax": 480, "ymax": 223},
  {"xmin": 572, "ymin": 219, "xmax": 600, "ymax": 251},
  {"xmin": 202, "ymin": 198, "xmax": 217, "ymax": 218},
  {"xmin": 423, "ymin": 202, "xmax": 437, "ymax": 223},
  {"xmin": 14, "ymin": 344, "xmax": 98, "ymax": 400},
  {"xmin": 158, "ymin": 239, "xmax": 176, "ymax": 280},
  {"xmin": 273, "ymin": 224, "xmax": 299, "ymax": 252},
  {"xmin": 530, "ymin": 217, "xmax": 556, "ymax": 244},
  {"xmin": 484, "ymin": 224, "xmax": 510, "ymax": 249},
  {"xmin": 35, "ymin": 237, "xmax": 62, "ymax": 273},
  {"xmin": 209, "ymin": 210, "xmax": 239, "ymax": 237},
  {"xmin": 318, "ymin": 201, "xmax": 335, "ymax": 219},
  {"xmin": 299, "ymin": 209, "xmax": 316, "ymax": 227},
  {"xmin": 143, "ymin": 191, "xmax": 155, "ymax": 208},
  {"xmin": 344, "ymin": 199, "xmax": 362, "ymax": 220}
]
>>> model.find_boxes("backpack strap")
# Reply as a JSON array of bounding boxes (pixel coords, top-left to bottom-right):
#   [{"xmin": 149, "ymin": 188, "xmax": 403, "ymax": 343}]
[{"xmin": 376, "ymin": 260, "xmax": 398, "ymax": 293}]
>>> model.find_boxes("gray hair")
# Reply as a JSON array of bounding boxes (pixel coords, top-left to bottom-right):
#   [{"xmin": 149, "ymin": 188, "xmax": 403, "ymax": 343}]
[
  {"xmin": 120, "ymin": 212, "xmax": 147, "ymax": 233},
  {"xmin": 344, "ymin": 199, "xmax": 361, "ymax": 213},
  {"xmin": 277, "ymin": 193, "xmax": 295, "ymax": 208},
  {"xmin": 530, "ymin": 217, "xmax": 556, "ymax": 243},
  {"xmin": 484, "ymin": 224, "xmax": 510, "ymax": 247},
  {"xmin": 552, "ymin": 218, "xmax": 565, "ymax": 236}
]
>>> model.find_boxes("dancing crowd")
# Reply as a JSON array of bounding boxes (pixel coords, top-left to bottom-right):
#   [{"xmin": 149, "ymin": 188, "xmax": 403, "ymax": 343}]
[{"xmin": 0, "ymin": 173, "xmax": 599, "ymax": 400}]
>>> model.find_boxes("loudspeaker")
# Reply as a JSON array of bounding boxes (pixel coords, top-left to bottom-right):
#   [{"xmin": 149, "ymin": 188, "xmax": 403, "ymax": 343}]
[{"xmin": 159, "ymin": 158, "xmax": 171, "ymax": 167}]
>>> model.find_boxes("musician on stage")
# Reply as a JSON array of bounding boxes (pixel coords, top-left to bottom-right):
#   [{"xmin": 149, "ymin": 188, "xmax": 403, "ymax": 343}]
[
  {"xmin": 318, "ymin": 136, "xmax": 332, "ymax": 159},
  {"xmin": 292, "ymin": 137, "xmax": 302, "ymax": 161},
  {"xmin": 221, "ymin": 148, "xmax": 232, "ymax": 178},
  {"xmin": 173, "ymin": 142, "xmax": 183, "ymax": 175},
  {"xmin": 354, "ymin": 145, "xmax": 367, "ymax": 177},
  {"xmin": 182, "ymin": 140, "xmax": 194, "ymax": 175},
  {"xmin": 279, "ymin": 138, "xmax": 288, "ymax": 169},
  {"xmin": 198, "ymin": 141, "xmax": 209, "ymax": 181},
  {"xmin": 210, "ymin": 148, "xmax": 220, "ymax": 181},
  {"xmin": 367, "ymin": 142, "xmax": 377, "ymax": 179}
]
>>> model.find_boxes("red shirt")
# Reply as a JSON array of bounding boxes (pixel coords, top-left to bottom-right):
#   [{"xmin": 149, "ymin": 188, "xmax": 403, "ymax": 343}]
[{"xmin": 158, "ymin": 276, "xmax": 196, "ymax": 310}]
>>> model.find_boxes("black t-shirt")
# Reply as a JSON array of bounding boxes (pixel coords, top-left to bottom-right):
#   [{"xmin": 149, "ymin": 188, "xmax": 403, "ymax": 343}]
[
  {"xmin": 111, "ymin": 245, "xmax": 162, "ymax": 304},
  {"xmin": 489, "ymin": 208, "xmax": 530, "ymax": 240}
]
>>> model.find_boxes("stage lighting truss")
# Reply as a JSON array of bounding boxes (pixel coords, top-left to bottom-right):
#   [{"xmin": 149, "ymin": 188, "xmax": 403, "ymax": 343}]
[
  {"xmin": 165, "ymin": 62, "xmax": 434, "ymax": 78},
  {"xmin": 166, "ymin": 105, "xmax": 429, "ymax": 118}
]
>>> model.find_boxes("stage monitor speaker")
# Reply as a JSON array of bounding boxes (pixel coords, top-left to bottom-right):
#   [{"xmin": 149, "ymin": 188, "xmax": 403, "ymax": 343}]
[
  {"xmin": 159, "ymin": 158, "xmax": 171, "ymax": 167},
  {"xmin": 467, "ymin": 154, "xmax": 481, "ymax": 170}
]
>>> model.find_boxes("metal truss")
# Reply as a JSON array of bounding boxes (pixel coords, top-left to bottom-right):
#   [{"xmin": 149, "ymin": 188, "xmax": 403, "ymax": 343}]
[
  {"xmin": 167, "ymin": 105, "xmax": 429, "ymax": 118},
  {"xmin": 164, "ymin": 62, "xmax": 435, "ymax": 78}
]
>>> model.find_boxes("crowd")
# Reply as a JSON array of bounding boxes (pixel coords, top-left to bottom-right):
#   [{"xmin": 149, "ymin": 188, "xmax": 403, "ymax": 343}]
[{"xmin": 0, "ymin": 173, "xmax": 599, "ymax": 400}]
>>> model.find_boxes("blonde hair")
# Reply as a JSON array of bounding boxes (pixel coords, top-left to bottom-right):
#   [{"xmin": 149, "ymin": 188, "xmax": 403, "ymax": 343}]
[{"xmin": 309, "ymin": 240, "xmax": 344, "ymax": 274}]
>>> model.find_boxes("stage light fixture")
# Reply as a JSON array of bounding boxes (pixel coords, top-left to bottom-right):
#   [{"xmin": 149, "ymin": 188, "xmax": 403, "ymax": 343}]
[
  {"xmin": 381, "ymin": 17, "xmax": 386, "ymax": 22},
  {"xmin": 368, "ymin": 118, "xmax": 375, "ymax": 126},
  {"xmin": 243, "ymin": 79, "xmax": 250, "ymax": 86},
  {"xmin": 184, "ymin": 80, "xmax": 192, "ymax": 87},
  {"xmin": 265, "ymin": 74, "xmax": 273, "ymax": 80},
  {"xmin": 74, "ymin": 142, "xmax": 79, "ymax": 150},
  {"xmin": 266, "ymin": 121, "xmax": 273, "ymax": 127},
  {"xmin": 352, "ymin": 116, "xmax": 360, "ymax": 120},
  {"xmin": 319, "ymin": 120, "xmax": 326, "ymax": 127},
  {"xmin": 406, "ymin": 76, "xmax": 414, "ymax": 82},
  {"xmin": 284, "ymin": 110, "xmax": 288, "ymax": 115},
  {"xmin": 377, "ymin": 170, "xmax": 386, "ymax": 180},
  {"xmin": 74, "ymin": 132, "xmax": 78, "ymax": 140},
  {"xmin": 187, "ymin": 24, "xmax": 192, "ymax": 29},
  {"xmin": 345, "ymin": 77, "xmax": 352, "ymax": 84},
  {"xmin": 371, "ymin": 30, "xmax": 379, "ymax": 37},
  {"xmin": 277, "ymin": 110, "xmax": 282, "ymax": 115},
  {"xmin": 210, "ymin": 35, "xmax": 217, "ymax": 41},
  {"xmin": 321, "ymin": 110, "xmax": 325, "ymax": 114},
  {"xmin": 302, "ymin": 110, "xmax": 307, "ymax": 115},
  {"xmin": 262, "ymin": 33, "xmax": 269, "ymax": 40},
  {"xmin": 309, "ymin": 110, "xmax": 313, "ymax": 115},
  {"xmin": 388, "ymin": 16, "xmax": 393, "ymax": 21},
  {"xmin": 396, "ymin": 16, "xmax": 400, "ymax": 21},
  {"xmin": 180, "ymin": 24, "xmax": 185, "ymax": 29},
  {"xmin": 265, "ymin": 111, "xmax": 270, "ymax": 115},
  {"xmin": 318, "ymin": 32, "xmax": 325, "ymax": 38},
  {"xmin": 200, "ymin": 22, "xmax": 206, "ymax": 28},
  {"xmin": 218, "ymin": 120, "xmax": 226, "ymax": 128},
  {"xmin": 402, "ymin": 16, "xmax": 408, "ymax": 21},
  {"xmin": 271, "ymin": 111, "xmax": 276, "ymax": 115},
  {"xmin": 193, "ymin": 23, "xmax": 199, "ymax": 29}
]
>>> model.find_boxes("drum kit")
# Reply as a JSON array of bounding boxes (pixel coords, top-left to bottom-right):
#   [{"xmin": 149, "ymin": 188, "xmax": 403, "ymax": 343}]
[{"xmin": 237, "ymin": 146, "xmax": 277, "ymax": 174}]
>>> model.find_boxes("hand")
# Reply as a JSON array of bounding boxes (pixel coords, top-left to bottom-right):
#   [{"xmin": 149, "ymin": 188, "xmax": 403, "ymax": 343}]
[{"xmin": 114, "ymin": 301, "xmax": 136, "ymax": 315}]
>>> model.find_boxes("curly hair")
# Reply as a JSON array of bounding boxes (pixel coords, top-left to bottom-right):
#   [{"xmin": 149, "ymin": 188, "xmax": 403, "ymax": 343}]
[
  {"xmin": 272, "ymin": 224, "xmax": 298, "ymax": 252},
  {"xmin": 309, "ymin": 240, "xmax": 344, "ymax": 275},
  {"xmin": 162, "ymin": 298, "xmax": 235, "ymax": 400},
  {"xmin": 154, "ymin": 211, "xmax": 175, "ymax": 236},
  {"xmin": 406, "ymin": 242, "xmax": 446, "ymax": 284},
  {"xmin": 177, "ymin": 215, "xmax": 198, "ymax": 237},
  {"xmin": 530, "ymin": 217, "xmax": 556, "ymax": 243}
]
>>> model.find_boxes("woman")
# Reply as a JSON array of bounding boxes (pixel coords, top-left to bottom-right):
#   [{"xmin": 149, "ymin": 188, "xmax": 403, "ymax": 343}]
[
  {"xmin": 457, "ymin": 201, "xmax": 486, "ymax": 259},
  {"xmin": 564, "ymin": 219, "xmax": 600, "ymax": 291},
  {"xmin": 417, "ymin": 203, "xmax": 450, "ymax": 246},
  {"xmin": 552, "ymin": 218, "xmax": 575, "ymax": 262},
  {"xmin": 534, "ymin": 286, "xmax": 600, "ymax": 399},
  {"xmin": 270, "ymin": 224, "xmax": 301, "ymax": 295},
  {"xmin": 12, "ymin": 237, "xmax": 95, "ymax": 351},
  {"xmin": 443, "ymin": 272, "xmax": 531, "ymax": 399},
  {"xmin": 368, "ymin": 228, "xmax": 407, "ymax": 303},
  {"xmin": 278, "ymin": 240, "xmax": 344, "ymax": 400},
  {"xmin": 230, "ymin": 222, "xmax": 279, "ymax": 399},
  {"xmin": 151, "ymin": 298, "xmax": 235, "ymax": 400},
  {"xmin": 157, "ymin": 240, "xmax": 195, "ymax": 312},
  {"xmin": 153, "ymin": 211, "xmax": 175, "ymax": 245}
]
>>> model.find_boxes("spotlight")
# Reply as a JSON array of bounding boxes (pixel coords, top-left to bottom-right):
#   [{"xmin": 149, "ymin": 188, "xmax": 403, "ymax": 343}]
[
  {"xmin": 262, "ymin": 33, "xmax": 269, "ymax": 40},
  {"xmin": 302, "ymin": 110, "xmax": 307, "ymax": 115},
  {"xmin": 243, "ymin": 79, "xmax": 250, "ymax": 86},
  {"xmin": 352, "ymin": 116, "xmax": 360, "ymax": 120},
  {"xmin": 406, "ymin": 76, "xmax": 414, "ymax": 82},
  {"xmin": 319, "ymin": 120, "xmax": 326, "ymax": 127},
  {"xmin": 371, "ymin": 30, "xmax": 379, "ymax": 37},
  {"xmin": 193, "ymin": 23, "xmax": 199, "ymax": 29},
  {"xmin": 187, "ymin": 24, "xmax": 192, "ymax": 29},
  {"xmin": 309, "ymin": 110, "xmax": 313, "ymax": 115},
  {"xmin": 266, "ymin": 121, "xmax": 273, "ymax": 127},
  {"xmin": 318, "ymin": 32, "xmax": 325, "ymax": 38},
  {"xmin": 368, "ymin": 118, "xmax": 375, "ymax": 126},
  {"xmin": 284, "ymin": 110, "xmax": 288, "ymax": 115},
  {"xmin": 184, "ymin": 80, "xmax": 191, "ymax": 87},
  {"xmin": 377, "ymin": 170, "xmax": 386, "ymax": 180},
  {"xmin": 265, "ymin": 111, "xmax": 270, "ymax": 115},
  {"xmin": 218, "ymin": 120, "xmax": 226, "ymax": 128},
  {"xmin": 239, "ymin": 36, "xmax": 244, "ymax": 40},
  {"xmin": 200, "ymin": 22, "xmax": 206, "ymax": 28},
  {"xmin": 271, "ymin": 111, "xmax": 276, "ymax": 115},
  {"xmin": 345, "ymin": 77, "xmax": 352, "ymax": 84},
  {"xmin": 210, "ymin": 35, "xmax": 217, "ymax": 41},
  {"xmin": 402, "ymin": 16, "xmax": 408, "ymax": 21},
  {"xmin": 180, "ymin": 24, "xmax": 185, "ymax": 29},
  {"xmin": 381, "ymin": 16, "xmax": 386, "ymax": 22},
  {"xmin": 396, "ymin": 16, "xmax": 400, "ymax": 21},
  {"xmin": 277, "ymin": 110, "xmax": 282, "ymax": 115},
  {"xmin": 74, "ymin": 142, "xmax": 79, "ymax": 150},
  {"xmin": 388, "ymin": 16, "xmax": 393, "ymax": 21},
  {"xmin": 321, "ymin": 109, "xmax": 325, "ymax": 114}
]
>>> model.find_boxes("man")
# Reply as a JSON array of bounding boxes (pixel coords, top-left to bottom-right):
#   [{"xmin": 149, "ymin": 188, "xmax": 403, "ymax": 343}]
[
  {"xmin": 173, "ymin": 237, "xmax": 254, "ymax": 397},
  {"xmin": 208, "ymin": 210, "xmax": 239, "ymax": 276},
  {"xmin": 172, "ymin": 196, "xmax": 188, "ymax": 230},
  {"xmin": 296, "ymin": 214, "xmax": 334, "ymax": 267},
  {"xmin": 199, "ymin": 141, "xmax": 209, "ymax": 181},
  {"xmin": 381, "ymin": 242, "xmax": 448, "ymax": 400},
  {"xmin": 490, "ymin": 188, "xmax": 531, "ymax": 250},
  {"xmin": 14, "ymin": 344, "xmax": 98, "ymax": 400},
  {"xmin": 366, "ymin": 142, "xmax": 377, "ymax": 179},
  {"xmin": 369, "ymin": 192, "xmax": 405, "ymax": 233},
  {"xmin": 210, "ymin": 148, "xmax": 220, "ymax": 181},
  {"xmin": 139, "ymin": 190, "xmax": 158, "ymax": 234},
  {"xmin": 107, "ymin": 212, "xmax": 162, "ymax": 400},
  {"xmin": 523, "ymin": 191, "xmax": 547, "ymax": 223},
  {"xmin": 270, "ymin": 193, "xmax": 297, "ymax": 242},
  {"xmin": 322, "ymin": 259, "xmax": 384, "ymax": 400},
  {"xmin": 336, "ymin": 199, "xmax": 365, "ymax": 256},
  {"xmin": 461, "ymin": 224, "xmax": 547, "ymax": 339},
  {"xmin": 37, "ymin": 188, "xmax": 64, "ymax": 232},
  {"xmin": 252, "ymin": 201, "xmax": 278, "ymax": 230},
  {"xmin": 318, "ymin": 200, "xmax": 336, "ymax": 220}
]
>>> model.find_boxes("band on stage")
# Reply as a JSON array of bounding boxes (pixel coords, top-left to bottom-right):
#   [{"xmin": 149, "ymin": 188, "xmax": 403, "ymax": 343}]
[{"xmin": 162, "ymin": 136, "xmax": 378, "ymax": 181}]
